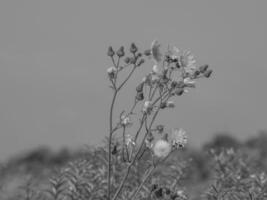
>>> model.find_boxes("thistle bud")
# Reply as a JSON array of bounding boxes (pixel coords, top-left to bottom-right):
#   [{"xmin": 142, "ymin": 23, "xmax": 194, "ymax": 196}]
[
  {"xmin": 171, "ymin": 81, "xmax": 178, "ymax": 89},
  {"xmin": 199, "ymin": 64, "xmax": 209, "ymax": 73},
  {"xmin": 144, "ymin": 49, "xmax": 151, "ymax": 56},
  {"xmin": 175, "ymin": 88, "xmax": 184, "ymax": 96},
  {"xmin": 130, "ymin": 57, "xmax": 137, "ymax": 64},
  {"xmin": 137, "ymin": 58, "xmax": 145, "ymax": 66},
  {"xmin": 107, "ymin": 67, "xmax": 117, "ymax": 79},
  {"xmin": 166, "ymin": 101, "xmax": 175, "ymax": 108},
  {"xmin": 107, "ymin": 46, "xmax": 115, "ymax": 57},
  {"xmin": 130, "ymin": 43, "xmax": 138, "ymax": 54},
  {"xmin": 160, "ymin": 102, "xmax": 167, "ymax": 109},
  {"xmin": 136, "ymin": 92, "xmax": 144, "ymax": 101},
  {"xmin": 116, "ymin": 46, "xmax": 125, "ymax": 57},
  {"xmin": 204, "ymin": 69, "xmax": 213, "ymax": 78},
  {"xmin": 136, "ymin": 82, "xmax": 144, "ymax": 93},
  {"xmin": 155, "ymin": 125, "xmax": 163, "ymax": 134},
  {"xmin": 124, "ymin": 57, "xmax": 131, "ymax": 64}
]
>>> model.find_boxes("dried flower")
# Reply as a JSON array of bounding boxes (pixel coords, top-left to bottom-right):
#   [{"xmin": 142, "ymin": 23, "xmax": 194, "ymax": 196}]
[
  {"xmin": 152, "ymin": 64, "xmax": 161, "ymax": 74},
  {"xmin": 120, "ymin": 115, "xmax": 131, "ymax": 127},
  {"xmin": 153, "ymin": 139, "xmax": 171, "ymax": 158},
  {"xmin": 171, "ymin": 128, "xmax": 188, "ymax": 149},
  {"xmin": 107, "ymin": 66, "xmax": 117, "ymax": 79},
  {"xmin": 125, "ymin": 134, "xmax": 135, "ymax": 146},
  {"xmin": 143, "ymin": 101, "xmax": 153, "ymax": 114}
]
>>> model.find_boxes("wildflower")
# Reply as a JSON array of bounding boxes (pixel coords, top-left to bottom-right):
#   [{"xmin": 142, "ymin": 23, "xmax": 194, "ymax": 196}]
[
  {"xmin": 107, "ymin": 66, "xmax": 117, "ymax": 79},
  {"xmin": 152, "ymin": 64, "xmax": 161, "ymax": 74},
  {"xmin": 120, "ymin": 115, "xmax": 131, "ymax": 127},
  {"xmin": 151, "ymin": 40, "xmax": 162, "ymax": 64},
  {"xmin": 153, "ymin": 139, "xmax": 171, "ymax": 158},
  {"xmin": 171, "ymin": 47, "xmax": 197, "ymax": 74},
  {"xmin": 143, "ymin": 100, "xmax": 153, "ymax": 114},
  {"xmin": 125, "ymin": 134, "xmax": 135, "ymax": 146},
  {"xmin": 166, "ymin": 101, "xmax": 175, "ymax": 108},
  {"xmin": 145, "ymin": 132, "xmax": 154, "ymax": 149},
  {"xmin": 171, "ymin": 128, "xmax": 188, "ymax": 149},
  {"xmin": 136, "ymin": 92, "xmax": 144, "ymax": 101}
]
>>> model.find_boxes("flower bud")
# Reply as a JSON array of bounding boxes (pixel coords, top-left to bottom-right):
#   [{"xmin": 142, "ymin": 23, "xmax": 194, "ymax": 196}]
[
  {"xmin": 156, "ymin": 125, "xmax": 164, "ymax": 133},
  {"xmin": 199, "ymin": 64, "xmax": 209, "ymax": 73},
  {"xmin": 130, "ymin": 43, "xmax": 138, "ymax": 54},
  {"xmin": 107, "ymin": 67, "xmax": 117, "ymax": 79},
  {"xmin": 124, "ymin": 57, "xmax": 131, "ymax": 64},
  {"xmin": 144, "ymin": 49, "xmax": 151, "ymax": 56},
  {"xmin": 160, "ymin": 102, "xmax": 167, "ymax": 109},
  {"xmin": 130, "ymin": 57, "xmax": 137, "ymax": 64},
  {"xmin": 136, "ymin": 92, "xmax": 144, "ymax": 101},
  {"xmin": 136, "ymin": 82, "xmax": 144, "ymax": 93},
  {"xmin": 137, "ymin": 58, "xmax": 145, "ymax": 66},
  {"xmin": 116, "ymin": 46, "xmax": 125, "ymax": 57},
  {"xmin": 204, "ymin": 69, "xmax": 213, "ymax": 78},
  {"xmin": 175, "ymin": 88, "xmax": 184, "ymax": 96},
  {"xmin": 166, "ymin": 101, "xmax": 175, "ymax": 108},
  {"xmin": 107, "ymin": 46, "xmax": 115, "ymax": 57},
  {"xmin": 171, "ymin": 81, "xmax": 178, "ymax": 89}
]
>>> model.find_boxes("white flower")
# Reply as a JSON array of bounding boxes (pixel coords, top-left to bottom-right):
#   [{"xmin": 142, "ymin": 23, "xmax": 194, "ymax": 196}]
[
  {"xmin": 172, "ymin": 46, "xmax": 197, "ymax": 74},
  {"xmin": 151, "ymin": 40, "xmax": 162, "ymax": 64},
  {"xmin": 107, "ymin": 66, "xmax": 117, "ymax": 79},
  {"xmin": 152, "ymin": 64, "xmax": 161, "ymax": 74},
  {"xmin": 180, "ymin": 50, "xmax": 197, "ymax": 74},
  {"xmin": 125, "ymin": 134, "xmax": 135, "ymax": 146},
  {"xmin": 171, "ymin": 128, "xmax": 188, "ymax": 148},
  {"xmin": 153, "ymin": 139, "xmax": 171, "ymax": 158},
  {"xmin": 120, "ymin": 115, "xmax": 131, "ymax": 127},
  {"xmin": 143, "ymin": 101, "xmax": 152, "ymax": 114}
]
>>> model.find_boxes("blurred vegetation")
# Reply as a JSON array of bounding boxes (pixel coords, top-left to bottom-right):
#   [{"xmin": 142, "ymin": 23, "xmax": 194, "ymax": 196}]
[{"xmin": 0, "ymin": 131, "xmax": 267, "ymax": 199}]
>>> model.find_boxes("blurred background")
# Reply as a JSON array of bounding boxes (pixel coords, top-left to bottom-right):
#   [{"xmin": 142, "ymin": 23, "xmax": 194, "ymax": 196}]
[{"xmin": 0, "ymin": 1, "xmax": 267, "ymax": 199}]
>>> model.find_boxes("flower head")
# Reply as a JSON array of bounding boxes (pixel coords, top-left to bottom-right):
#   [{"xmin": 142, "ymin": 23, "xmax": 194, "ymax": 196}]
[
  {"xmin": 171, "ymin": 128, "xmax": 188, "ymax": 149},
  {"xmin": 171, "ymin": 47, "xmax": 197, "ymax": 75},
  {"xmin": 125, "ymin": 134, "xmax": 135, "ymax": 146},
  {"xmin": 120, "ymin": 115, "xmax": 131, "ymax": 127},
  {"xmin": 153, "ymin": 139, "xmax": 171, "ymax": 158},
  {"xmin": 107, "ymin": 66, "xmax": 117, "ymax": 79},
  {"xmin": 143, "ymin": 100, "xmax": 153, "ymax": 114}
]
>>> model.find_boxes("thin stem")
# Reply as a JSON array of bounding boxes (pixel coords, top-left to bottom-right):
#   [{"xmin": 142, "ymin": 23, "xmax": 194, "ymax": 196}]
[{"xmin": 108, "ymin": 89, "xmax": 118, "ymax": 200}]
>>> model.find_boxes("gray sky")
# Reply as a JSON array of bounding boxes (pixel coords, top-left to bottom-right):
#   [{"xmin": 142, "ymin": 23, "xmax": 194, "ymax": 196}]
[{"xmin": 0, "ymin": 0, "xmax": 266, "ymax": 161}]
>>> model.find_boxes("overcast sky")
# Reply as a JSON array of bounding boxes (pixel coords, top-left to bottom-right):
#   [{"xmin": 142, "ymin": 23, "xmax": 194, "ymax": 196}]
[{"xmin": 0, "ymin": 0, "xmax": 266, "ymax": 161}]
